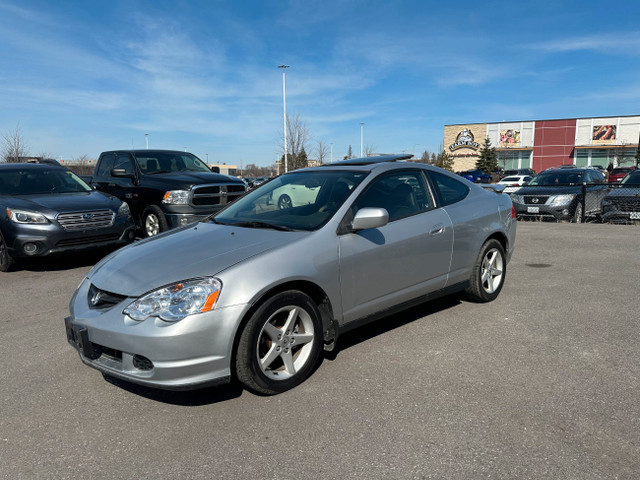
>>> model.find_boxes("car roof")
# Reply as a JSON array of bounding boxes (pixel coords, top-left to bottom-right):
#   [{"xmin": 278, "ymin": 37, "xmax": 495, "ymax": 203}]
[
  {"xmin": 102, "ymin": 149, "xmax": 197, "ymax": 155},
  {"xmin": 0, "ymin": 162, "xmax": 61, "ymax": 171},
  {"xmin": 329, "ymin": 154, "xmax": 414, "ymax": 166}
]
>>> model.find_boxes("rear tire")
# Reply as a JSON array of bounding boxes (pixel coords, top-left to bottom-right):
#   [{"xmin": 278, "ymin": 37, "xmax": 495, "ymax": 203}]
[
  {"xmin": 142, "ymin": 205, "xmax": 168, "ymax": 237},
  {"xmin": 465, "ymin": 239, "xmax": 506, "ymax": 302},
  {"xmin": 236, "ymin": 291, "xmax": 323, "ymax": 395}
]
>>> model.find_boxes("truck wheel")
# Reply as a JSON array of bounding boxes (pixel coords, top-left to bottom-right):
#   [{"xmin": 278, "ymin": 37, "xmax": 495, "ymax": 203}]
[{"xmin": 142, "ymin": 205, "xmax": 168, "ymax": 237}]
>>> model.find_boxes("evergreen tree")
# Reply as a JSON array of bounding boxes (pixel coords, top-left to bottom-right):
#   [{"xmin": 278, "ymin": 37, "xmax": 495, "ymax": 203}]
[
  {"xmin": 344, "ymin": 145, "xmax": 353, "ymax": 160},
  {"xmin": 476, "ymin": 137, "xmax": 498, "ymax": 173},
  {"xmin": 435, "ymin": 150, "xmax": 455, "ymax": 172},
  {"xmin": 291, "ymin": 146, "xmax": 308, "ymax": 170}
]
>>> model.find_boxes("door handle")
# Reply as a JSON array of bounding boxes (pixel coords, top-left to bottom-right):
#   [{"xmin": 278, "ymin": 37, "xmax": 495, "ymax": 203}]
[{"xmin": 429, "ymin": 224, "xmax": 444, "ymax": 236}]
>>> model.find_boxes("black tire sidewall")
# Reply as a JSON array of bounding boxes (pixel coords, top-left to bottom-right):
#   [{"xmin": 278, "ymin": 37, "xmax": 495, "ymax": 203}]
[
  {"xmin": 236, "ymin": 291, "xmax": 323, "ymax": 395},
  {"xmin": 0, "ymin": 230, "xmax": 15, "ymax": 272},
  {"xmin": 466, "ymin": 239, "xmax": 506, "ymax": 302}
]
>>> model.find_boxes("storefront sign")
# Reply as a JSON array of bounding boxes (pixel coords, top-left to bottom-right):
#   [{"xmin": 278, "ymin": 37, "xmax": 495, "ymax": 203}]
[
  {"xmin": 499, "ymin": 129, "xmax": 521, "ymax": 147},
  {"xmin": 449, "ymin": 129, "xmax": 479, "ymax": 151},
  {"xmin": 592, "ymin": 125, "xmax": 616, "ymax": 144}
]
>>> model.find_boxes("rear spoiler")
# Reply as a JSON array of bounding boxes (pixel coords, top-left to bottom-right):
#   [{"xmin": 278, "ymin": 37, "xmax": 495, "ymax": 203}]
[{"xmin": 480, "ymin": 184, "xmax": 506, "ymax": 194}]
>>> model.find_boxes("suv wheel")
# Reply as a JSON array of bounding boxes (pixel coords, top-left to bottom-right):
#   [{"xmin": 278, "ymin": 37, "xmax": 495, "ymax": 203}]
[
  {"xmin": 142, "ymin": 205, "xmax": 168, "ymax": 237},
  {"xmin": 0, "ymin": 231, "xmax": 16, "ymax": 272},
  {"xmin": 572, "ymin": 202, "xmax": 583, "ymax": 223}
]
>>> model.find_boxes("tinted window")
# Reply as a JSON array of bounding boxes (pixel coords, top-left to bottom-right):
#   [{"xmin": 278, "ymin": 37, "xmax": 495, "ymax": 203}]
[
  {"xmin": 352, "ymin": 171, "xmax": 434, "ymax": 222},
  {"xmin": 428, "ymin": 170, "xmax": 470, "ymax": 206},
  {"xmin": 0, "ymin": 168, "xmax": 92, "ymax": 195},
  {"xmin": 621, "ymin": 170, "xmax": 640, "ymax": 185},
  {"xmin": 96, "ymin": 154, "xmax": 114, "ymax": 177},
  {"xmin": 114, "ymin": 154, "xmax": 135, "ymax": 174}
]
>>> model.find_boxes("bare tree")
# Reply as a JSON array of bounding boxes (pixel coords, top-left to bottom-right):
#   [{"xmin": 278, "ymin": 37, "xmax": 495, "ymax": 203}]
[
  {"xmin": 363, "ymin": 144, "xmax": 377, "ymax": 156},
  {"xmin": 279, "ymin": 113, "xmax": 311, "ymax": 158},
  {"xmin": 2, "ymin": 124, "xmax": 29, "ymax": 163},
  {"xmin": 314, "ymin": 140, "xmax": 330, "ymax": 164}
]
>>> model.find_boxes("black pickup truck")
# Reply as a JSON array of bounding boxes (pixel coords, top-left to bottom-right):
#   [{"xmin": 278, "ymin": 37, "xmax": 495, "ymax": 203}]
[{"xmin": 91, "ymin": 150, "xmax": 246, "ymax": 236}]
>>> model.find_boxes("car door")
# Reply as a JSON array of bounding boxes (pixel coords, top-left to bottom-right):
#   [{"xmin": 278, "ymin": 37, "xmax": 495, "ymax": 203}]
[{"xmin": 338, "ymin": 170, "xmax": 454, "ymax": 324}]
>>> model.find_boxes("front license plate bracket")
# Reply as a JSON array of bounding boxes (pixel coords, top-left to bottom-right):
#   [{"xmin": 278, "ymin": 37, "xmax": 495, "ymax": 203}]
[{"xmin": 65, "ymin": 317, "xmax": 99, "ymax": 359}]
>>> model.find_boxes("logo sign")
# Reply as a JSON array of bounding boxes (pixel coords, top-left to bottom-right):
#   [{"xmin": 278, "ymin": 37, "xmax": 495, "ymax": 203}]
[
  {"xmin": 90, "ymin": 291, "xmax": 103, "ymax": 306},
  {"xmin": 449, "ymin": 129, "xmax": 480, "ymax": 151},
  {"xmin": 82, "ymin": 213, "xmax": 94, "ymax": 220},
  {"xmin": 531, "ymin": 198, "xmax": 539, "ymax": 204}
]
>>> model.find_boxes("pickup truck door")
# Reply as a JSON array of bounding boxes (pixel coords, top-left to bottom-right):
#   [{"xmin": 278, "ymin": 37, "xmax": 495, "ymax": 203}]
[{"xmin": 94, "ymin": 153, "xmax": 141, "ymax": 219}]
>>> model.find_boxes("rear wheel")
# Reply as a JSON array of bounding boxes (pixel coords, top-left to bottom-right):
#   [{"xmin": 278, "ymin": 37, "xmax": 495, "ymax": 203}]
[
  {"xmin": 278, "ymin": 194, "xmax": 292, "ymax": 209},
  {"xmin": 465, "ymin": 239, "xmax": 506, "ymax": 302},
  {"xmin": 0, "ymin": 231, "xmax": 16, "ymax": 272},
  {"xmin": 142, "ymin": 205, "xmax": 168, "ymax": 237},
  {"xmin": 236, "ymin": 291, "xmax": 323, "ymax": 395}
]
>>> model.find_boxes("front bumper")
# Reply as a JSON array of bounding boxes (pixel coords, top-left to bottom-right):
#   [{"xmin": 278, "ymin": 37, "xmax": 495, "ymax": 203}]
[
  {"xmin": 65, "ymin": 279, "xmax": 248, "ymax": 390},
  {"xmin": 4, "ymin": 216, "xmax": 135, "ymax": 258},
  {"xmin": 513, "ymin": 202, "xmax": 576, "ymax": 221}
]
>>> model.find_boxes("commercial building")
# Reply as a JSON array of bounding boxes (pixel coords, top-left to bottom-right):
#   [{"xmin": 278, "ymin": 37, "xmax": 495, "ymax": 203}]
[{"xmin": 444, "ymin": 115, "xmax": 640, "ymax": 172}]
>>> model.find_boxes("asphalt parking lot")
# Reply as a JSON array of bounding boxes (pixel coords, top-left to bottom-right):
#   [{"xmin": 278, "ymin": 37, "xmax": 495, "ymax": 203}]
[{"xmin": 1, "ymin": 222, "xmax": 638, "ymax": 479}]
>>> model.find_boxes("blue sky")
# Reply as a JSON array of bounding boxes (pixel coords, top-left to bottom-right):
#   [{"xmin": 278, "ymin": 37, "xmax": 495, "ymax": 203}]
[{"xmin": 1, "ymin": 0, "xmax": 639, "ymax": 166}]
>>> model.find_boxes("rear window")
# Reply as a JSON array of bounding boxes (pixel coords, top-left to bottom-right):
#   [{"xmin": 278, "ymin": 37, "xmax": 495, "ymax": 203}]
[{"xmin": 502, "ymin": 176, "xmax": 519, "ymax": 182}]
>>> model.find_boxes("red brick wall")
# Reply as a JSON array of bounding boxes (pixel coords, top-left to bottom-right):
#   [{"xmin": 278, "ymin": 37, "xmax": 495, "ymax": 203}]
[{"xmin": 533, "ymin": 119, "xmax": 576, "ymax": 172}]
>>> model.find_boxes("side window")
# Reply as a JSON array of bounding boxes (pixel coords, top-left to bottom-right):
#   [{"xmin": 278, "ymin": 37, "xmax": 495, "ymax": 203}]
[
  {"xmin": 96, "ymin": 154, "xmax": 114, "ymax": 178},
  {"xmin": 353, "ymin": 171, "xmax": 434, "ymax": 222},
  {"xmin": 428, "ymin": 170, "xmax": 470, "ymax": 206},
  {"xmin": 114, "ymin": 153, "xmax": 135, "ymax": 175}
]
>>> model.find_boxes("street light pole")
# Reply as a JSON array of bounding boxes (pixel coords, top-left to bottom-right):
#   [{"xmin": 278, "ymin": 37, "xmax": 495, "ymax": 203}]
[
  {"xmin": 360, "ymin": 123, "xmax": 364, "ymax": 157},
  {"xmin": 278, "ymin": 65, "xmax": 290, "ymax": 173},
  {"xmin": 330, "ymin": 143, "xmax": 333, "ymax": 163},
  {"xmin": 145, "ymin": 134, "xmax": 149, "ymax": 149}
]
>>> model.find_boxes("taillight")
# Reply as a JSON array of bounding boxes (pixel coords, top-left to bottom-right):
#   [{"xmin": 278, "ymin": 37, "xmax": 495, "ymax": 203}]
[{"xmin": 512, "ymin": 206, "xmax": 516, "ymax": 218}]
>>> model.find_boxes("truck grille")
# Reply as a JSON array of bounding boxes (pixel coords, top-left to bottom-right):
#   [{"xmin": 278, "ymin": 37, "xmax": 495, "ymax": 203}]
[
  {"xmin": 191, "ymin": 184, "xmax": 246, "ymax": 206},
  {"xmin": 608, "ymin": 196, "xmax": 640, "ymax": 212},
  {"xmin": 57, "ymin": 210, "xmax": 115, "ymax": 231}
]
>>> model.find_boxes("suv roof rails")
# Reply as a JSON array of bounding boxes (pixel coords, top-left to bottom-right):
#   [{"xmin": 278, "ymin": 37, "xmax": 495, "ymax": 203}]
[{"xmin": 330, "ymin": 154, "xmax": 414, "ymax": 166}]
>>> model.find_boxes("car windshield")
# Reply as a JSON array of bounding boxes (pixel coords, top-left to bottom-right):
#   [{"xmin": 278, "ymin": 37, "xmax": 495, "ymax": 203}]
[
  {"xmin": 620, "ymin": 171, "xmax": 640, "ymax": 186},
  {"xmin": 213, "ymin": 170, "xmax": 367, "ymax": 231},
  {"xmin": 135, "ymin": 152, "xmax": 211, "ymax": 174},
  {"xmin": 0, "ymin": 168, "xmax": 92, "ymax": 195},
  {"xmin": 528, "ymin": 171, "xmax": 583, "ymax": 185}
]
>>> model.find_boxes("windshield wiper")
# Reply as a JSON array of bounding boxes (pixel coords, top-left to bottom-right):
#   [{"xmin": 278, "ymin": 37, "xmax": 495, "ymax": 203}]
[
  {"xmin": 147, "ymin": 170, "xmax": 173, "ymax": 174},
  {"xmin": 229, "ymin": 221, "xmax": 295, "ymax": 232}
]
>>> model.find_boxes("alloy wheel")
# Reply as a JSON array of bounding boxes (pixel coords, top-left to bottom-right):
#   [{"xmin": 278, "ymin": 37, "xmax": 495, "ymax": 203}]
[{"xmin": 480, "ymin": 248, "xmax": 503, "ymax": 294}]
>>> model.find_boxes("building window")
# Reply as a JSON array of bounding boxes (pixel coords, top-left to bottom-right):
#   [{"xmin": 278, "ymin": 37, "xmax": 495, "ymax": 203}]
[
  {"xmin": 575, "ymin": 147, "xmax": 638, "ymax": 167},
  {"xmin": 497, "ymin": 150, "xmax": 532, "ymax": 170}
]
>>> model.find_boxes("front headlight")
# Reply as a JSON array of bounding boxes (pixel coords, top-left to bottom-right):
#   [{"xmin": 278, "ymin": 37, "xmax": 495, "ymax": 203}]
[
  {"xmin": 509, "ymin": 194, "xmax": 522, "ymax": 204},
  {"xmin": 162, "ymin": 190, "xmax": 190, "ymax": 205},
  {"xmin": 549, "ymin": 194, "xmax": 575, "ymax": 206},
  {"xmin": 123, "ymin": 277, "xmax": 222, "ymax": 322},
  {"xmin": 7, "ymin": 208, "xmax": 49, "ymax": 224},
  {"xmin": 117, "ymin": 202, "xmax": 131, "ymax": 217}
]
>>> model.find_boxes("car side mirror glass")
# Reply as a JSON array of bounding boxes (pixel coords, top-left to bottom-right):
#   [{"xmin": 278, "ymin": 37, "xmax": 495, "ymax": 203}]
[
  {"xmin": 351, "ymin": 207, "xmax": 389, "ymax": 232},
  {"xmin": 211, "ymin": 166, "xmax": 220, "ymax": 173}
]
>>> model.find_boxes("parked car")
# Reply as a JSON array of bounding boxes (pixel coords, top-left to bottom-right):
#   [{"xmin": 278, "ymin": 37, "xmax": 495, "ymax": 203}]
[
  {"xmin": 608, "ymin": 166, "xmax": 637, "ymax": 183},
  {"xmin": 497, "ymin": 175, "xmax": 533, "ymax": 193},
  {"xmin": 269, "ymin": 176, "xmax": 322, "ymax": 208},
  {"xmin": 91, "ymin": 150, "xmax": 246, "ymax": 237},
  {"xmin": 510, "ymin": 167, "xmax": 607, "ymax": 222},
  {"xmin": 501, "ymin": 168, "xmax": 535, "ymax": 179},
  {"xmin": 0, "ymin": 163, "xmax": 135, "ymax": 272},
  {"xmin": 65, "ymin": 155, "xmax": 516, "ymax": 395},
  {"xmin": 601, "ymin": 169, "xmax": 640, "ymax": 223},
  {"xmin": 458, "ymin": 169, "xmax": 492, "ymax": 183}
]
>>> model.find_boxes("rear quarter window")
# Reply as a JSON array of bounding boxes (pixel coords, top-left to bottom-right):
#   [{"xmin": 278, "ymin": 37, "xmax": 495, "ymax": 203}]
[{"xmin": 428, "ymin": 170, "xmax": 470, "ymax": 206}]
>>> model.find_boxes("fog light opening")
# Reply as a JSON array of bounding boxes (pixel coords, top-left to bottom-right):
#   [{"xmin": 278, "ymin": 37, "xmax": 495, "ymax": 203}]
[
  {"xmin": 133, "ymin": 355, "xmax": 154, "ymax": 371},
  {"xmin": 23, "ymin": 242, "xmax": 38, "ymax": 255},
  {"xmin": 178, "ymin": 217, "xmax": 190, "ymax": 226},
  {"xmin": 562, "ymin": 209, "xmax": 569, "ymax": 215}
]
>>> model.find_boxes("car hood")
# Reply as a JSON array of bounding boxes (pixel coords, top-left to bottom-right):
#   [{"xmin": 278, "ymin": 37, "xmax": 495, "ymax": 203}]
[
  {"xmin": 88, "ymin": 222, "xmax": 306, "ymax": 296},
  {"xmin": 140, "ymin": 172, "xmax": 243, "ymax": 189},
  {"xmin": 2, "ymin": 191, "xmax": 119, "ymax": 212}
]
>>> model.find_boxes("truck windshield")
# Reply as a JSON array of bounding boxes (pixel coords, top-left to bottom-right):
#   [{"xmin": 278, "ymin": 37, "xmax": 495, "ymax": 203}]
[{"xmin": 135, "ymin": 152, "xmax": 212, "ymax": 174}]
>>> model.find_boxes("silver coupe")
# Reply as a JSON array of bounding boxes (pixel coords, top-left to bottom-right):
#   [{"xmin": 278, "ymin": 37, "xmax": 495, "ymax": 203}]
[{"xmin": 65, "ymin": 155, "xmax": 516, "ymax": 395}]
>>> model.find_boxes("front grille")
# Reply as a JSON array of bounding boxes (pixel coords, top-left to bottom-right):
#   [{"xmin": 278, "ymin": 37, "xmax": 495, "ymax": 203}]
[
  {"xmin": 57, "ymin": 210, "xmax": 115, "ymax": 231},
  {"xmin": 87, "ymin": 284, "xmax": 128, "ymax": 309},
  {"xmin": 523, "ymin": 195, "xmax": 550, "ymax": 205},
  {"xmin": 608, "ymin": 197, "xmax": 640, "ymax": 212},
  {"xmin": 191, "ymin": 184, "xmax": 246, "ymax": 206},
  {"xmin": 56, "ymin": 234, "xmax": 120, "ymax": 247}
]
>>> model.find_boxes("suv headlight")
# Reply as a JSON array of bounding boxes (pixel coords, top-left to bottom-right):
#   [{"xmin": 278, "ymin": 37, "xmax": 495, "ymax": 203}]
[
  {"xmin": 549, "ymin": 194, "xmax": 575, "ymax": 206},
  {"xmin": 509, "ymin": 194, "xmax": 522, "ymax": 204},
  {"xmin": 117, "ymin": 202, "xmax": 130, "ymax": 217},
  {"xmin": 7, "ymin": 208, "xmax": 49, "ymax": 224},
  {"xmin": 123, "ymin": 277, "xmax": 221, "ymax": 322},
  {"xmin": 162, "ymin": 190, "xmax": 190, "ymax": 205}
]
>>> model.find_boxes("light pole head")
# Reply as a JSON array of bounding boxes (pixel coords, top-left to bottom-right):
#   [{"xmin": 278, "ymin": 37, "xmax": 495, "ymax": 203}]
[{"xmin": 278, "ymin": 65, "xmax": 290, "ymax": 69}]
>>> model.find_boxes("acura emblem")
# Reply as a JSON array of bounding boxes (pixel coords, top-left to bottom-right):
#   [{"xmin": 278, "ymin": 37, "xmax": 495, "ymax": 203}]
[{"xmin": 531, "ymin": 198, "xmax": 539, "ymax": 204}]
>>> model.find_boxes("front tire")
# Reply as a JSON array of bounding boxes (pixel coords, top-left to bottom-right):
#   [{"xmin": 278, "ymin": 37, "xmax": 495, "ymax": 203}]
[
  {"xmin": 572, "ymin": 202, "xmax": 583, "ymax": 223},
  {"xmin": 236, "ymin": 291, "xmax": 323, "ymax": 395},
  {"xmin": 142, "ymin": 205, "xmax": 168, "ymax": 237},
  {"xmin": 0, "ymin": 231, "xmax": 16, "ymax": 272},
  {"xmin": 278, "ymin": 194, "xmax": 292, "ymax": 209},
  {"xmin": 465, "ymin": 239, "xmax": 506, "ymax": 302}
]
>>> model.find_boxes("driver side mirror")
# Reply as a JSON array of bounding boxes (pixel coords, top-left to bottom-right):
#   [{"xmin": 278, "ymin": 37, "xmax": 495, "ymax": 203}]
[
  {"xmin": 211, "ymin": 166, "xmax": 220, "ymax": 173},
  {"xmin": 351, "ymin": 207, "xmax": 389, "ymax": 232}
]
